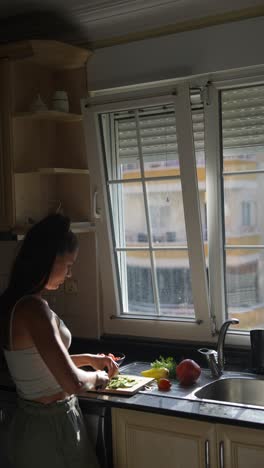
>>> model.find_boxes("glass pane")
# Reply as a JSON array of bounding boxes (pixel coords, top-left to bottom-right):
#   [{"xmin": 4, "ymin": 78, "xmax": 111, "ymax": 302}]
[
  {"xmin": 120, "ymin": 161, "xmax": 141, "ymax": 179},
  {"xmin": 154, "ymin": 251, "xmax": 194, "ymax": 318},
  {"xmin": 116, "ymin": 109, "xmax": 180, "ymax": 180},
  {"xmin": 224, "ymin": 173, "xmax": 264, "ymax": 245},
  {"xmin": 110, "ymin": 181, "xmax": 149, "ymax": 247},
  {"xmin": 118, "ymin": 116, "xmax": 142, "ymax": 180},
  {"xmin": 222, "ymin": 86, "xmax": 264, "ymax": 172},
  {"xmin": 140, "ymin": 112, "xmax": 180, "ymax": 177},
  {"xmin": 226, "ymin": 248, "xmax": 264, "ymax": 330},
  {"xmin": 115, "ymin": 115, "xmax": 139, "ymax": 167},
  {"xmin": 118, "ymin": 251, "xmax": 155, "ymax": 314},
  {"xmin": 146, "ymin": 179, "xmax": 187, "ymax": 245},
  {"xmin": 223, "ymin": 147, "xmax": 264, "ymax": 173}
]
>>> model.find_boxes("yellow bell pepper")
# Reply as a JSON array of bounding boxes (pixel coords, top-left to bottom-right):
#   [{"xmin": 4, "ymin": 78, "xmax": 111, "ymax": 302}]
[{"xmin": 141, "ymin": 367, "xmax": 169, "ymax": 380}]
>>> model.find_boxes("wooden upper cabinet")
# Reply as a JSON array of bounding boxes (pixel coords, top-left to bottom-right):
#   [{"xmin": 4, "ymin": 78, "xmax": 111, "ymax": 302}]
[
  {"xmin": 0, "ymin": 40, "xmax": 93, "ymax": 234},
  {"xmin": 0, "ymin": 40, "xmax": 92, "ymax": 69},
  {"xmin": 0, "ymin": 59, "xmax": 14, "ymax": 231}
]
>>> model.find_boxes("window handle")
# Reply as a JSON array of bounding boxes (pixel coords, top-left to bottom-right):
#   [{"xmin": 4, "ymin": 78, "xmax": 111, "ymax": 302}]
[
  {"xmin": 219, "ymin": 441, "xmax": 224, "ymax": 468},
  {"xmin": 205, "ymin": 439, "xmax": 210, "ymax": 468},
  {"xmin": 93, "ymin": 191, "xmax": 101, "ymax": 219}
]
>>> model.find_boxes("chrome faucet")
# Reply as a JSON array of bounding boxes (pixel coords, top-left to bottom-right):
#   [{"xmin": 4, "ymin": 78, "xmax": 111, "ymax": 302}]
[{"xmin": 198, "ymin": 318, "xmax": 239, "ymax": 378}]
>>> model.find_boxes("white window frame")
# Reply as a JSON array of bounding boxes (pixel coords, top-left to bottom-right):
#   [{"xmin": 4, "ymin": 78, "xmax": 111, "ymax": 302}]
[
  {"xmin": 205, "ymin": 75, "xmax": 264, "ymax": 348},
  {"xmin": 82, "ymin": 84, "xmax": 212, "ymax": 343}
]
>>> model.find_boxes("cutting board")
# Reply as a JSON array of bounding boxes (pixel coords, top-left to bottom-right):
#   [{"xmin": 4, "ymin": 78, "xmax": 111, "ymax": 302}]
[{"xmin": 86, "ymin": 374, "xmax": 155, "ymax": 396}]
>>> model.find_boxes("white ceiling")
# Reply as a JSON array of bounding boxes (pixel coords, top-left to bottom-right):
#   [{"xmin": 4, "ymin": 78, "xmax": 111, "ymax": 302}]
[{"xmin": 0, "ymin": 0, "xmax": 263, "ymax": 47}]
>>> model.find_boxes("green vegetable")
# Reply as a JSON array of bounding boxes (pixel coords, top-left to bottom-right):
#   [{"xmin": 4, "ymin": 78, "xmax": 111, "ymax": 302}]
[
  {"xmin": 107, "ymin": 376, "xmax": 138, "ymax": 389},
  {"xmin": 151, "ymin": 356, "xmax": 177, "ymax": 379}
]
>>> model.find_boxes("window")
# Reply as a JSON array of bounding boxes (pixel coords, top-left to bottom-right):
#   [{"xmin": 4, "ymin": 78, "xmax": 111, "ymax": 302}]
[
  {"xmin": 101, "ymin": 104, "xmax": 195, "ymax": 319},
  {"xmin": 83, "ymin": 88, "xmax": 211, "ymax": 342},
  {"xmin": 219, "ymin": 84, "xmax": 264, "ymax": 330},
  {"xmin": 83, "ymin": 76, "xmax": 264, "ymax": 344}
]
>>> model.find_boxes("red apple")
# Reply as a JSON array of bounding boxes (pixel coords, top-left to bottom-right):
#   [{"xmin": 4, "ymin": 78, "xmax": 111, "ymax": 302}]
[{"xmin": 176, "ymin": 359, "xmax": 201, "ymax": 386}]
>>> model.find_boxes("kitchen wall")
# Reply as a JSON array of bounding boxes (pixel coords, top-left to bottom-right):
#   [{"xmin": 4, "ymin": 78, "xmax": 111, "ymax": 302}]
[
  {"xmin": 0, "ymin": 232, "xmax": 100, "ymax": 339},
  {"xmin": 0, "ymin": 241, "xmax": 17, "ymax": 294},
  {"xmin": 87, "ymin": 16, "xmax": 264, "ymax": 90},
  {"xmin": 62, "ymin": 233, "xmax": 100, "ymax": 339}
]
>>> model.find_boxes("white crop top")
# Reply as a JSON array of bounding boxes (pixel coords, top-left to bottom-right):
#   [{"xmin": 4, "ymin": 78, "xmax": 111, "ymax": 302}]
[{"xmin": 4, "ymin": 297, "xmax": 72, "ymax": 400}]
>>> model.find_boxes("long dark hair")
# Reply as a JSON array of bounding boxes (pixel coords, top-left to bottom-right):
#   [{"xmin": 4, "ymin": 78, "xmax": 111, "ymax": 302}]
[{"xmin": 0, "ymin": 213, "xmax": 78, "ymax": 317}]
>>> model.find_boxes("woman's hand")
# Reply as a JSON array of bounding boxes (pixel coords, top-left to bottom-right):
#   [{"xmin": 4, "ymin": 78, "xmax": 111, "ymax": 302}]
[
  {"xmin": 80, "ymin": 369, "xmax": 110, "ymax": 392},
  {"xmin": 91, "ymin": 354, "xmax": 119, "ymax": 378},
  {"xmin": 94, "ymin": 370, "xmax": 110, "ymax": 390}
]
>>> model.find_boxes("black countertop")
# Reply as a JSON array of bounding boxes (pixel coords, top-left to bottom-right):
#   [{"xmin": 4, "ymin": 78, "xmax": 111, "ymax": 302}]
[{"xmin": 76, "ymin": 360, "xmax": 264, "ymax": 430}]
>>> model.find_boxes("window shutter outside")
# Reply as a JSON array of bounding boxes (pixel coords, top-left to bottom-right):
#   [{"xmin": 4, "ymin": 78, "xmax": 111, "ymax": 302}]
[
  {"xmin": 222, "ymin": 85, "xmax": 264, "ymax": 149},
  {"xmin": 114, "ymin": 90, "xmax": 204, "ymax": 162}
]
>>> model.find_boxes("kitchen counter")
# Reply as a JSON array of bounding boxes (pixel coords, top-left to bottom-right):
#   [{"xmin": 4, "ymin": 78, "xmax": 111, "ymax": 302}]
[
  {"xmin": 1, "ymin": 360, "xmax": 264, "ymax": 430},
  {"xmin": 78, "ymin": 361, "xmax": 264, "ymax": 430}
]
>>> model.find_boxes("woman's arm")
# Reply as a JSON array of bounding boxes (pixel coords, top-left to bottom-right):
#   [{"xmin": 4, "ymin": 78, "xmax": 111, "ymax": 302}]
[
  {"xmin": 71, "ymin": 354, "xmax": 118, "ymax": 378},
  {"xmin": 21, "ymin": 297, "xmax": 109, "ymax": 393}
]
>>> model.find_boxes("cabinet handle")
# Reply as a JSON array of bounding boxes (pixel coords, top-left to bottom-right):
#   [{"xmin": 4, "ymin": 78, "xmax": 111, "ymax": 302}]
[
  {"xmin": 219, "ymin": 441, "xmax": 224, "ymax": 468},
  {"xmin": 93, "ymin": 191, "xmax": 101, "ymax": 219},
  {"xmin": 205, "ymin": 439, "xmax": 210, "ymax": 468}
]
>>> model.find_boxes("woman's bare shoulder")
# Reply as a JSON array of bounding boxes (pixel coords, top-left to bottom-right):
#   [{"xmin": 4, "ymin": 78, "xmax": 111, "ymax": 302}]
[
  {"xmin": 16, "ymin": 295, "xmax": 52, "ymax": 321},
  {"xmin": 10, "ymin": 296, "xmax": 55, "ymax": 349}
]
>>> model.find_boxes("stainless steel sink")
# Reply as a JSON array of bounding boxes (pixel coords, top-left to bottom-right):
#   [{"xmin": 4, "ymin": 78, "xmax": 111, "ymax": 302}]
[{"xmin": 194, "ymin": 377, "xmax": 264, "ymax": 408}]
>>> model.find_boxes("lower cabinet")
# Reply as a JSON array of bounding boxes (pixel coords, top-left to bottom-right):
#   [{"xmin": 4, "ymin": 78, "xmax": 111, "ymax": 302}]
[
  {"xmin": 0, "ymin": 392, "xmax": 17, "ymax": 468},
  {"xmin": 111, "ymin": 408, "xmax": 264, "ymax": 468},
  {"xmin": 217, "ymin": 423, "xmax": 264, "ymax": 468},
  {"xmin": 112, "ymin": 408, "xmax": 216, "ymax": 468}
]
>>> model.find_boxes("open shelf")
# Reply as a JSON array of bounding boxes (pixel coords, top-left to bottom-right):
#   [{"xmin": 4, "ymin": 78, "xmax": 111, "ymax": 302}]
[
  {"xmin": 15, "ymin": 168, "xmax": 89, "ymax": 175},
  {"xmin": 71, "ymin": 222, "xmax": 96, "ymax": 233},
  {"xmin": 0, "ymin": 40, "xmax": 92, "ymax": 232},
  {"xmin": 13, "ymin": 221, "xmax": 96, "ymax": 237},
  {"xmin": 38, "ymin": 168, "xmax": 89, "ymax": 175},
  {"xmin": 13, "ymin": 111, "xmax": 83, "ymax": 122}
]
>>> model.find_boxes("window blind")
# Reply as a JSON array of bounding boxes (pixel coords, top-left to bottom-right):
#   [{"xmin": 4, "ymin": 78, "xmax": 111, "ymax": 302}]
[
  {"xmin": 222, "ymin": 85, "xmax": 264, "ymax": 148},
  {"xmin": 114, "ymin": 89, "xmax": 204, "ymax": 161},
  {"xmin": 113, "ymin": 85, "xmax": 264, "ymax": 163}
]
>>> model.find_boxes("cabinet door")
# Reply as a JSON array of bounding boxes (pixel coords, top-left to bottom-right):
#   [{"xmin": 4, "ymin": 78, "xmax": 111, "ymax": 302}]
[
  {"xmin": 216, "ymin": 423, "xmax": 264, "ymax": 468},
  {"xmin": 0, "ymin": 59, "xmax": 14, "ymax": 231},
  {"xmin": 0, "ymin": 404, "xmax": 16, "ymax": 468},
  {"xmin": 112, "ymin": 408, "xmax": 216, "ymax": 468}
]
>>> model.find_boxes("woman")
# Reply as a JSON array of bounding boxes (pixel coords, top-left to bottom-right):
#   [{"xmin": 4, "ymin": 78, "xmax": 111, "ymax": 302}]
[{"xmin": 0, "ymin": 213, "xmax": 118, "ymax": 468}]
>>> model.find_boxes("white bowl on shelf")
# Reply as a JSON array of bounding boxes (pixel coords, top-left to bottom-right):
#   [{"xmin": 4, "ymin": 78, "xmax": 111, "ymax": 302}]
[{"xmin": 52, "ymin": 91, "xmax": 69, "ymax": 112}]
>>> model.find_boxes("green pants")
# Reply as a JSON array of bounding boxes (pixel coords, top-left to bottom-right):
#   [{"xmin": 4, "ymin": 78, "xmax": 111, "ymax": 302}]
[{"xmin": 8, "ymin": 395, "xmax": 100, "ymax": 468}]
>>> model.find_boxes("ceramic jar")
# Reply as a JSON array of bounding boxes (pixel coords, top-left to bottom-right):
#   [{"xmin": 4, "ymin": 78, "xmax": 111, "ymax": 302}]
[
  {"xmin": 52, "ymin": 91, "xmax": 69, "ymax": 112},
  {"xmin": 30, "ymin": 94, "xmax": 48, "ymax": 112}
]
